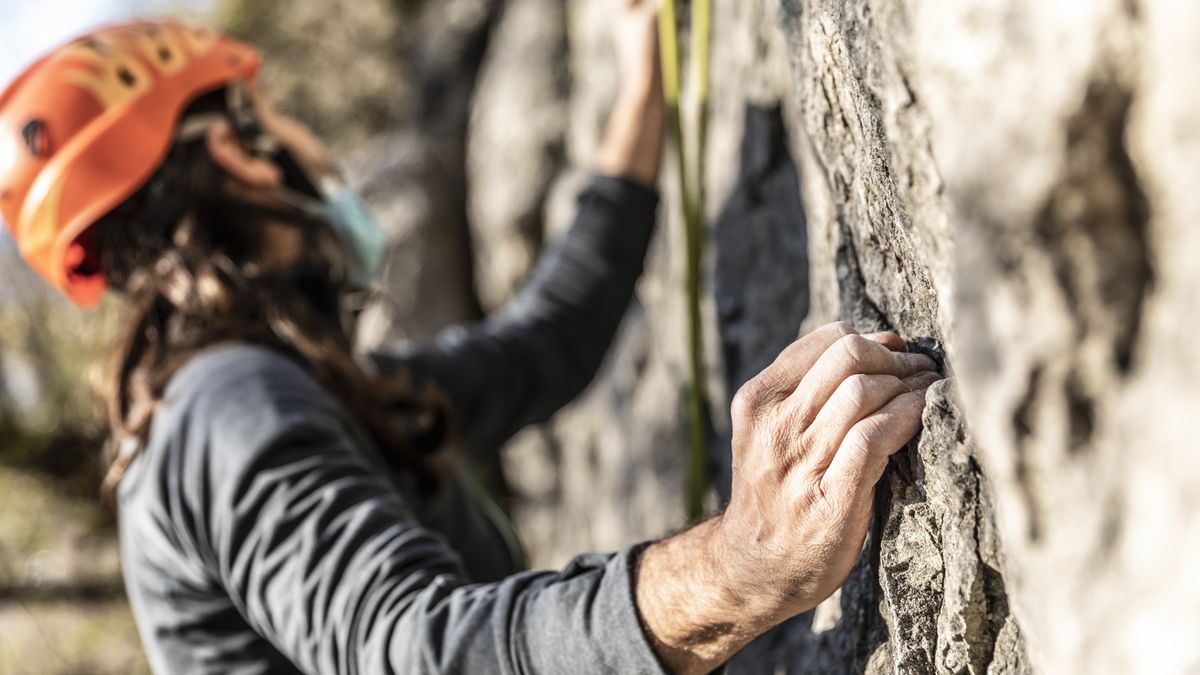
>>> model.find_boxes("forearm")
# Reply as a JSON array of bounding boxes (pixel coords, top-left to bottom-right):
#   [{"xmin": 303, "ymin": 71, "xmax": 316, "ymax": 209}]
[
  {"xmin": 634, "ymin": 519, "xmax": 786, "ymax": 674},
  {"xmin": 373, "ymin": 175, "xmax": 658, "ymax": 452},
  {"xmin": 598, "ymin": 74, "xmax": 666, "ymax": 188}
]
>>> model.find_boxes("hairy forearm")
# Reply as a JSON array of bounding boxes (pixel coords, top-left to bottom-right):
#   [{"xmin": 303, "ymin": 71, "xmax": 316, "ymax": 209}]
[
  {"xmin": 634, "ymin": 518, "xmax": 783, "ymax": 674},
  {"xmin": 597, "ymin": 76, "xmax": 666, "ymax": 189}
]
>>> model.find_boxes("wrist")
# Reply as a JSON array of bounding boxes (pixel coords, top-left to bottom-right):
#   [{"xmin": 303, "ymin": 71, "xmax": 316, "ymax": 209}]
[
  {"xmin": 707, "ymin": 514, "xmax": 799, "ymax": 623},
  {"xmin": 634, "ymin": 518, "xmax": 781, "ymax": 674}
]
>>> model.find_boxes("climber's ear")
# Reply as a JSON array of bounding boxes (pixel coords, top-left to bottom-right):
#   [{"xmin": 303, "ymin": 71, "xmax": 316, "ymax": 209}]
[{"xmin": 205, "ymin": 119, "xmax": 284, "ymax": 189}]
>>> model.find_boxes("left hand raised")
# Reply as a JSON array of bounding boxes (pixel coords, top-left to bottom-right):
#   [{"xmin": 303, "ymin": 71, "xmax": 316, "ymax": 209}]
[{"xmin": 611, "ymin": 0, "xmax": 664, "ymax": 96}]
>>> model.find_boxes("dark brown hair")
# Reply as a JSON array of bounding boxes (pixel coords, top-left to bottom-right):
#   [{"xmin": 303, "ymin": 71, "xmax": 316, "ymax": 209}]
[{"xmin": 95, "ymin": 90, "xmax": 444, "ymax": 501}]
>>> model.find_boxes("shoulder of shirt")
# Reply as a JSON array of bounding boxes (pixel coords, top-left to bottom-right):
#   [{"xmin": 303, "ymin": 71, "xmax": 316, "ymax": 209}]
[
  {"xmin": 117, "ymin": 344, "xmax": 348, "ymax": 577},
  {"xmin": 121, "ymin": 343, "xmax": 351, "ymax": 501},
  {"xmin": 151, "ymin": 343, "xmax": 344, "ymax": 457},
  {"xmin": 166, "ymin": 343, "xmax": 324, "ymax": 405}
]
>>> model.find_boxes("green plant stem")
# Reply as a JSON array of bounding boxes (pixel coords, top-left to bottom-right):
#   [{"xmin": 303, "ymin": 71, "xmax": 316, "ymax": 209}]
[{"xmin": 661, "ymin": 0, "xmax": 712, "ymax": 523}]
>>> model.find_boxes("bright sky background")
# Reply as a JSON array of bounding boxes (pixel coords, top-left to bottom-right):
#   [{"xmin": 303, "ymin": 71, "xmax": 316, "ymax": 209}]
[
  {"xmin": 0, "ymin": 0, "xmax": 214, "ymax": 256},
  {"xmin": 0, "ymin": 0, "xmax": 216, "ymax": 86}
]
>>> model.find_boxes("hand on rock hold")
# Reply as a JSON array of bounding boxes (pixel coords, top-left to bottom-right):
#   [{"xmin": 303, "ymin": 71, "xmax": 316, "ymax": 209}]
[
  {"xmin": 597, "ymin": 0, "xmax": 667, "ymax": 187},
  {"xmin": 611, "ymin": 0, "xmax": 664, "ymax": 98},
  {"xmin": 718, "ymin": 322, "xmax": 940, "ymax": 615},
  {"xmin": 635, "ymin": 322, "xmax": 940, "ymax": 674}
]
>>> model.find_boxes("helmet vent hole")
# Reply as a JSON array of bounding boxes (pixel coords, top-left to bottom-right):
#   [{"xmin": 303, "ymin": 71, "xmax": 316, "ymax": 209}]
[
  {"xmin": 21, "ymin": 120, "xmax": 49, "ymax": 157},
  {"xmin": 117, "ymin": 67, "xmax": 137, "ymax": 87},
  {"xmin": 79, "ymin": 38, "xmax": 107, "ymax": 54}
]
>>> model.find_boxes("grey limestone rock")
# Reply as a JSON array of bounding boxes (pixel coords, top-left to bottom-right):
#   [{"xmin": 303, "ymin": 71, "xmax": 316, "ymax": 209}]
[{"xmin": 776, "ymin": 0, "xmax": 1200, "ymax": 672}]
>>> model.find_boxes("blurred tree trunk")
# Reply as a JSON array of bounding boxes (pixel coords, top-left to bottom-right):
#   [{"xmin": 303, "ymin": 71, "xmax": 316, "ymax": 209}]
[{"xmin": 354, "ymin": 0, "xmax": 506, "ymax": 345}]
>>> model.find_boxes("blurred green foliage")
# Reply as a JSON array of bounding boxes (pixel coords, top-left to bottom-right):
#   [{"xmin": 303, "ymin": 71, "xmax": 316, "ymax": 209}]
[
  {"xmin": 0, "ymin": 289, "xmax": 123, "ymax": 501},
  {"xmin": 0, "ymin": 272, "xmax": 136, "ymax": 672}
]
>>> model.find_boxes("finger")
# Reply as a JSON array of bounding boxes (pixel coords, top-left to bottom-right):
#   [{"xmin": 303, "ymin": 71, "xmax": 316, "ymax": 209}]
[
  {"xmin": 732, "ymin": 322, "xmax": 857, "ymax": 419},
  {"xmin": 786, "ymin": 334, "xmax": 936, "ymax": 427},
  {"xmin": 800, "ymin": 371, "xmax": 940, "ymax": 469},
  {"xmin": 820, "ymin": 387, "xmax": 929, "ymax": 497},
  {"xmin": 863, "ymin": 331, "xmax": 907, "ymax": 352}
]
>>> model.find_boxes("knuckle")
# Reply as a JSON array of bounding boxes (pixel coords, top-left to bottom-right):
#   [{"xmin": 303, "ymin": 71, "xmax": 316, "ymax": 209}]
[
  {"xmin": 838, "ymin": 334, "xmax": 875, "ymax": 371},
  {"xmin": 841, "ymin": 374, "xmax": 873, "ymax": 408},
  {"xmin": 843, "ymin": 426, "xmax": 875, "ymax": 458},
  {"xmin": 811, "ymin": 478, "xmax": 845, "ymax": 523},
  {"xmin": 732, "ymin": 379, "xmax": 767, "ymax": 421},
  {"xmin": 827, "ymin": 321, "xmax": 856, "ymax": 337},
  {"xmin": 776, "ymin": 339, "xmax": 808, "ymax": 366},
  {"xmin": 845, "ymin": 416, "xmax": 887, "ymax": 455}
]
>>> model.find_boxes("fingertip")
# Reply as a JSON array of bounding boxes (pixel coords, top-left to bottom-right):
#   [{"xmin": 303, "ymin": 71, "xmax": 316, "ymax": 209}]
[
  {"xmin": 896, "ymin": 351, "xmax": 938, "ymax": 375},
  {"xmin": 903, "ymin": 371, "xmax": 943, "ymax": 390},
  {"xmin": 905, "ymin": 388, "xmax": 932, "ymax": 421},
  {"xmin": 883, "ymin": 389, "xmax": 930, "ymax": 437}
]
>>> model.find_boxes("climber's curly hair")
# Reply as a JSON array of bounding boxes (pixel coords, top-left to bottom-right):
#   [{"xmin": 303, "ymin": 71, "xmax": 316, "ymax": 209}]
[{"xmin": 94, "ymin": 89, "xmax": 446, "ymax": 502}]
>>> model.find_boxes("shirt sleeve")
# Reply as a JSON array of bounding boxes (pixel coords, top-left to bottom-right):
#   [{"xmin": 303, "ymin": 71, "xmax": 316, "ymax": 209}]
[
  {"xmin": 169, "ymin": 348, "xmax": 667, "ymax": 675},
  {"xmin": 369, "ymin": 175, "xmax": 659, "ymax": 454}
]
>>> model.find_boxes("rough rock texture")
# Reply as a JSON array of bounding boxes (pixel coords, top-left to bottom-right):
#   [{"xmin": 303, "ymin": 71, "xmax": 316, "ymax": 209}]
[
  {"xmin": 760, "ymin": 0, "xmax": 1032, "ymax": 670},
  {"xmin": 777, "ymin": 0, "xmax": 1200, "ymax": 673},
  {"xmin": 908, "ymin": 1, "xmax": 1200, "ymax": 673},
  {"xmin": 461, "ymin": 1, "xmax": 1036, "ymax": 672},
  {"xmin": 466, "ymin": 1, "xmax": 1034, "ymax": 672},
  {"xmin": 468, "ymin": 0, "xmax": 1200, "ymax": 671}
]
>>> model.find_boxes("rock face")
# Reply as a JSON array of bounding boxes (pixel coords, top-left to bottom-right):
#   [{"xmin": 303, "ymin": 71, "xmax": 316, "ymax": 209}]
[
  {"xmin": 774, "ymin": 0, "xmax": 1200, "ymax": 673},
  {"xmin": 463, "ymin": 1, "xmax": 1034, "ymax": 671},
  {"xmin": 467, "ymin": 0, "xmax": 1200, "ymax": 672}
]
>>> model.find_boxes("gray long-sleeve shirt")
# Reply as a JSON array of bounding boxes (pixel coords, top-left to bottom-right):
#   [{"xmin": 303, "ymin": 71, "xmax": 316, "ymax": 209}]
[{"xmin": 117, "ymin": 176, "xmax": 668, "ymax": 674}]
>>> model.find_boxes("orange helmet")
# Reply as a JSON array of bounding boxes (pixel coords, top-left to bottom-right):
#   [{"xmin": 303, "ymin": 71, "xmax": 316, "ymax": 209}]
[{"xmin": 0, "ymin": 21, "xmax": 260, "ymax": 306}]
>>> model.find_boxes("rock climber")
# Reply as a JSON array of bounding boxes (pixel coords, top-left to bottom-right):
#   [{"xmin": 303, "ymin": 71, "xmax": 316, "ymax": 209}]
[{"xmin": 0, "ymin": 1, "xmax": 941, "ymax": 672}]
